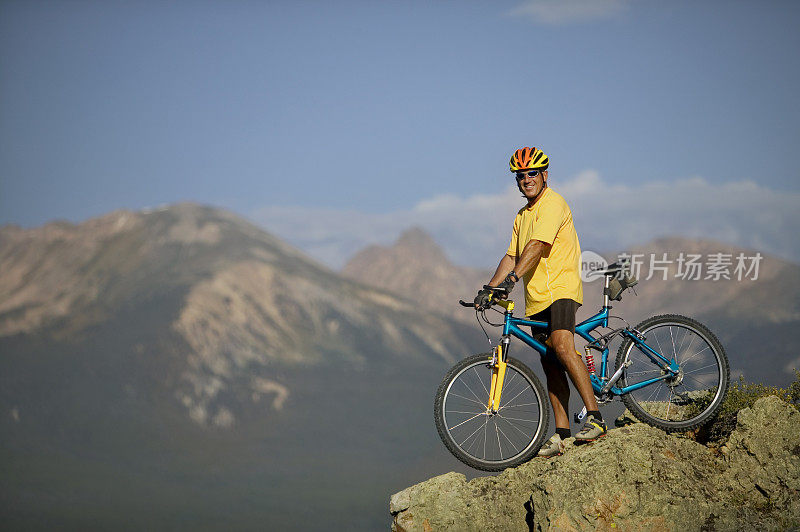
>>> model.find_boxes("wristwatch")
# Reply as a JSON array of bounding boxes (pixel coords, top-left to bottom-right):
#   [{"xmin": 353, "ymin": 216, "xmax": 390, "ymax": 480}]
[{"xmin": 509, "ymin": 271, "xmax": 519, "ymax": 282}]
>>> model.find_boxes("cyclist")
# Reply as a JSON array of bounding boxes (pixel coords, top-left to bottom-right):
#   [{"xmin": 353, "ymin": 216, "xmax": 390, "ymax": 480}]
[{"xmin": 474, "ymin": 146, "xmax": 606, "ymax": 457}]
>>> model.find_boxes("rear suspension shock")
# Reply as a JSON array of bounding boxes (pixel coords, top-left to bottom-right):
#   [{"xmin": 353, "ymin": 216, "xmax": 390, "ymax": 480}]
[{"xmin": 584, "ymin": 347, "xmax": 596, "ymax": 374}]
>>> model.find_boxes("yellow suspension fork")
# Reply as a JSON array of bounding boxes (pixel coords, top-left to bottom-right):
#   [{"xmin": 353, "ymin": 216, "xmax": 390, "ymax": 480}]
[
  {"xmin": 487, "ymin": 299, "xmax": 515, "ymax": 413},
  {"xmin": 487, "ymin": 341, "xmax": 509, "ymax": 412}
]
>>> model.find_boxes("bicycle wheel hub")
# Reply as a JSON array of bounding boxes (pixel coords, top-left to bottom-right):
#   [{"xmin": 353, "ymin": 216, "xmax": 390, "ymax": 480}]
[{"xmin": 667, "ymin": 367, "xmax": 684, "ymax": 387}]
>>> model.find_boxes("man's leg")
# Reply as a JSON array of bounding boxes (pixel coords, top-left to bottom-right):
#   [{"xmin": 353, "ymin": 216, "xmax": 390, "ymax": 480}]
[
  {"xmin": 541, "ymin": 350, "xmax": 570, "ymax": 430},
  {"xmin": 537, "ymin": 349, "xmax": 571, "ymax": 457},
  {"xmin": 550, "ymin": 329, "xmax": 600, "ymax": 413}
]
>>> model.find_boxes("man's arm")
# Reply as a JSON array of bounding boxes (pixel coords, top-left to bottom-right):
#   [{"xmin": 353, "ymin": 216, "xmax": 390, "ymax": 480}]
[
  {"xmin": 513, "ymin": 239, "xmax": 550, "ymax": 279},
  {"xmin": 487, "ymin": 254, "xmax": 517, "ymax": 287},
  {"xmin": 486, "ymin": 239, "xmax": 550, "ymax": 287}
]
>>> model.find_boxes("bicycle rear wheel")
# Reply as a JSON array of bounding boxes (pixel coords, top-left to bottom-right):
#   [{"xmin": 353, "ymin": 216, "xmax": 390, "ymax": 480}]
[
  {"xmin": 616, "ymin": 314, "xmax": 729, "ymax": 431},
  {"xmin": 434, "ymin": 353, "xmax": 549, "ymax": 471}
]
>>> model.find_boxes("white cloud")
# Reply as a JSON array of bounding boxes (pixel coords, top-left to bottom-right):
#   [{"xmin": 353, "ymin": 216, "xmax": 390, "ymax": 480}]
[
  {"xmin": 250, "ymin": 170, "xmax": 800, "ymax": 270},
  {"xmin": 508, "ymin": 0, "xmax": 630, "ymax": 25}
]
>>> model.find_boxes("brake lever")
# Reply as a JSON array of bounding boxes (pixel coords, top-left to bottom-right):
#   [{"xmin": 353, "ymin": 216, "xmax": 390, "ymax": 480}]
[{"xmin": 483, "ymin": 285, "xmax": 508, "ymax": 296}]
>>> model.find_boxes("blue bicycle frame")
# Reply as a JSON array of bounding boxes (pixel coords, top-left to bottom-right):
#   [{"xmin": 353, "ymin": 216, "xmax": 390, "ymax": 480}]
[{"xmin": 500, "ymin": 302, "xmax": 680, "ymax": 398}]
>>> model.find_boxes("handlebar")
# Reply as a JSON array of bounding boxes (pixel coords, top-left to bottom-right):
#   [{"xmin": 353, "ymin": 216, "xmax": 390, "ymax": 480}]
[{"xmin": 459, "ymin": 285, "xmax": 510, "ymax": 309}]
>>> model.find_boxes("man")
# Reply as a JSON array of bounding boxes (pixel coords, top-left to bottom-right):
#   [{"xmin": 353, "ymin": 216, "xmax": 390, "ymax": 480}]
[{"xmin": 474, "ymin": 146, "xmax": 605, "ymax": 457}]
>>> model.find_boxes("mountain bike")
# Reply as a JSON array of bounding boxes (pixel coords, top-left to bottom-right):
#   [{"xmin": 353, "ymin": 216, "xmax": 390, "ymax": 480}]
[{"xmin": 434, "ymin": 262, "xmax": 729, "ymax": 471}]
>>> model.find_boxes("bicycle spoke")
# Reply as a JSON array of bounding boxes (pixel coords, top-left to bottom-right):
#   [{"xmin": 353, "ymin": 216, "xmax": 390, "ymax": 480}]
[
  {"xmin": 665, "ymin": 388, "xmax": 673, "ymax": 419},
  {"xmin": 654, "ymin": 334, "xmax": 667, "ymax": 363},
  {"xmin": 495, "ymin": 423, "xmax": 503, "ymax": 460},
  {"xmin": 462, "ymin": 376, "xmax": 487, "ymax": 405},
  {"xmin": 679, "ymin": 345, "xmax": 711, "ymax": 365},
  {"xmin": 465, "ymin": 426, "xmax": 483, "ymax": 454},
  {"xmin": 458, "ymin": 416, "xmax": 490, "ymax": 446},
  {"xmin": 499, "ymin": 386, "xmax": 530, "ymax": 411},
  {"xmin": 453, "ymin": 420, "xmax": 487, "ymax": 447},
  {"xmin": 679, "ymin": 329, "xmax": 696, "ymax": 364},
  {"xmin": 496, "ymin": 423, "xmax": 517, "ymax": 454},
  {"xmin": 504, "ymin": 373, "xmax": 530, "ymax": 403},
  {"xmin": 502, "ymin": 371, "xmax": 518, "ymax": 395},
  {"xmin": 450, "ymin": 412, "xmax": 486, "ymax": 432},
  {"xmin": 482, "ymin": 416, "xmax": 488, "ymax": 460},
  {"xmin": 473, "ymin": 366, "xmax": 491, "ymax": 397},
  {"xmin": 685, "ymin": 373, "xmax": 718, "ymax": 388},
  {"xmin": 497, "ymin": 415, "xmax": 532, "ymax": 439},
  {"xmin": 669, "ymin": 327, "xmax": 677, "ymax": 361},
  {"xmin": 448, "ymin": 392, "xmax": 486, "ymax": 408},
  {"xmin": 497, "ymin": 414, "xmax": 539, "ymax": 424},
  {"xmin": 501, "ymin": 401, "xmax": 540, "ymax": 408},
  {"xmin": 675, "ymin": 328, "xmax": 688, "ymax": 361},
  {"xmin": 643, "ymin": 380, "xmax": 663, "ymax": 404},
  {"xmin": 684, "ymin": 362, "xmax": 720, "ymax": 375},
  {"xmin": 500, "ymin": 374, "xmax": 525, "ymax": 397},
  {"xmin": 626, "ymin": 368, "xmax": 661, "ymax": 377}
]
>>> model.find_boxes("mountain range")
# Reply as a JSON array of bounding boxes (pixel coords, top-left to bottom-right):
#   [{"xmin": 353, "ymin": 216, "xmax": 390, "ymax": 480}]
[{"xmin": 0, "ymin": 204, "xmax": 483, "ymax": 530}]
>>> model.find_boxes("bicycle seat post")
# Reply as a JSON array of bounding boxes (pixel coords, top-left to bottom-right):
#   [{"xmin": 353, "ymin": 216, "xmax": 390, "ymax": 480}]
[{"xmin": 602, "ymin": 274, "xmax": 612, "ymax": 309}]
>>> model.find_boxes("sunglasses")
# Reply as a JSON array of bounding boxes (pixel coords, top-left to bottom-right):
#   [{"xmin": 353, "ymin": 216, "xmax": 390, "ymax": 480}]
[{"xmin": 515, "ymin": 170, "xmax": 542, "ymax": 180}]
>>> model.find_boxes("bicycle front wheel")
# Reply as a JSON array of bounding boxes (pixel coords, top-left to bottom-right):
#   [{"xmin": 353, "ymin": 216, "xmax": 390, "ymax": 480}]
[
  {"xmin": 616, "ymin": 314, "xmax": 729, "ymax": 431},
  {"xmin": 434, "ymin": 353, "xmax": 549, "ymax": 471}
]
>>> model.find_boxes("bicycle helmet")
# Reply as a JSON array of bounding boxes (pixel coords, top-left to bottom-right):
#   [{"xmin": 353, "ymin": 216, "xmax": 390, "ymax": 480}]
[{"xmin": 509, "ymin": 147, "xmax": 549, "ymax": 172}]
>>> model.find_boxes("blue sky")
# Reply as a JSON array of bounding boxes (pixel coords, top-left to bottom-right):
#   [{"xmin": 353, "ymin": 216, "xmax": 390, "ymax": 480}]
[{"xmin": 2, "ymin": 1, "xmax": 799, "ymax": 267}]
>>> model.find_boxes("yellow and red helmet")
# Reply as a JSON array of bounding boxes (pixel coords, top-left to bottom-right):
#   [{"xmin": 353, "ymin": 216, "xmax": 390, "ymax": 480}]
[{"xmin": 509, "ymin": 147, "xmax": 549, "ymax": 172}]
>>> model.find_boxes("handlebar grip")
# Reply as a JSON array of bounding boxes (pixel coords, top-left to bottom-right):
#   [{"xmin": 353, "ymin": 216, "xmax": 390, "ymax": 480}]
[
  {"xmin": 459, "ymin": 300, "xmax": 474, "ymax": 307},
  {"xmin": 483, "ymin": 285, "xmax": 508, "ymax": 294}
]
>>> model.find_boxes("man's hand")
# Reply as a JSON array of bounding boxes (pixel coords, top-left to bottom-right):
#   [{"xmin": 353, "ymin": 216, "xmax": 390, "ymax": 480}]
[
  {"xmin": 495, "ymin": 272, "xmax": 517, "ymax": 298},
  {"xmin": 474, "ymin": 288, "xmax": 493, "ymax": 309}
]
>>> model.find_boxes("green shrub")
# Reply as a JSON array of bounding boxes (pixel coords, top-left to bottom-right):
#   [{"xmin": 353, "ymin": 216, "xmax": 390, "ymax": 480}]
[{"xmin": 694, "ymin": 370, "xmax": 800, "ymax": 445}]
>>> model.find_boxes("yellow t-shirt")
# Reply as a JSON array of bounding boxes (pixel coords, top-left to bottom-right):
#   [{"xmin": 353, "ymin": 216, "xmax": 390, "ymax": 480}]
[{"xmin": 506, "ymin": 187, "xmax": 583, "ymax": 316}]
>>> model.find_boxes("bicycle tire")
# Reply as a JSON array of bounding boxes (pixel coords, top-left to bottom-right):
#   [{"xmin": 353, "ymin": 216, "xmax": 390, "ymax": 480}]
[
  {"xmin": 616, "ymin": 314, "xmax": 729, "ymax": 431},
  {"xmin": 434, "ymin": 353, "xmax": 549, "ymax": 471}
]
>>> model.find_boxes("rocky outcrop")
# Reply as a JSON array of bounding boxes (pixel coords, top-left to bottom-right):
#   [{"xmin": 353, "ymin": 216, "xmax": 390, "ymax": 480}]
[{"xmin": 390, "ymin": 396, "xmax": 800, "ymax": 531}]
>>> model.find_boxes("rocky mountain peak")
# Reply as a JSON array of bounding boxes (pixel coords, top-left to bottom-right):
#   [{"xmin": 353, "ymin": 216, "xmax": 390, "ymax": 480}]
[
  {"xmin": 395, "ymin": 227, "xmax": 444, "ymax": 255},
  {"xmin": 342, "ymin": 228, "xmax": 489, "ymax": 322}
]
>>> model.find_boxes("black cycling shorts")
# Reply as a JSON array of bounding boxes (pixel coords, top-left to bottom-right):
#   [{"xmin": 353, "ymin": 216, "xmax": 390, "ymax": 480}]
[
  {"xmin": 528, "ymin": 299, "xmax": 580, "ymax": 364},
  {"xmin": 527, "ymin": 298, "xmax": 580, "ymax": 335}
]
